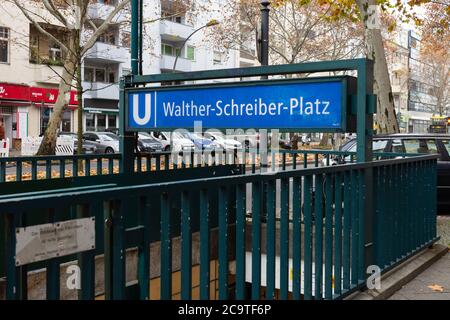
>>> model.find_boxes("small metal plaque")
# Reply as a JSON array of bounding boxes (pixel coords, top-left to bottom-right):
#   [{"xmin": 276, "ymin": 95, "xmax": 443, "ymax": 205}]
[{"xmin": 15, "ymin": 217, "xmax": 96, "ymax": 266}]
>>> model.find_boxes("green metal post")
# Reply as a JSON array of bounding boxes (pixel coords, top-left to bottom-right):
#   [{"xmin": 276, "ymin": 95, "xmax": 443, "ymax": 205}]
[
  {"xmin": 357, "ymin": 59, "xmax": 374, "ymax": 287},
  {"xmin": 119, "ymin": 79, "xmax": 134, "ymax": 174}
]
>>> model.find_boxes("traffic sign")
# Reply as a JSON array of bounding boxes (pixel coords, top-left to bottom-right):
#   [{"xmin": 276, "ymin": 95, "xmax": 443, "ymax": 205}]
[{"xmin": 126, "ymin": 77, "xmax": 350, "ymax": 132}]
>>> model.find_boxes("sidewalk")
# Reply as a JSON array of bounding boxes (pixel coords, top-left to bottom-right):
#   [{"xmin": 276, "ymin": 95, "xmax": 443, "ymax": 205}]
[
  {"xmin": 388, "ymin": 252, "xmax": 450, "ymax": 300},
  {"xmin": 388, "ymin": 216, "xmax": 450, "ymax": 300}
]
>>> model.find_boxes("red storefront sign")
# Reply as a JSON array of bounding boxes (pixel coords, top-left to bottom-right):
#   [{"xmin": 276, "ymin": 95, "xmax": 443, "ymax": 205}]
[
  {"xmin": 0, "ymin": 83, "xmax": 30, "ymax": 101},
  {"xmin": 30, "ymin": 87, "xmax": 78, "ymax": 106},
  {"xmin": 0, "ymin": 83, "xmax": 78, "ymax": 106}
]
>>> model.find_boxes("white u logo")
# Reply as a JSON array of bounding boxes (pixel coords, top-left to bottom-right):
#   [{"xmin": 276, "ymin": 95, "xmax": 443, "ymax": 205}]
[{"xmin": 132, "ymin": 93, "xmax": 151, "ymax": 125}]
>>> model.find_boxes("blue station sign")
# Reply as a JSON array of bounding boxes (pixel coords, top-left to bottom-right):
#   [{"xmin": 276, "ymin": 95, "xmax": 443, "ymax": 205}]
[{"xmin": 126, "ymin": 77, "xmax": 349, "ymax": 131}]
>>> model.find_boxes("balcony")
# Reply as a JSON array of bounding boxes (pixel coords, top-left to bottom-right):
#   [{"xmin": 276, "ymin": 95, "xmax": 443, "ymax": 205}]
[
  {"xmin": 88, "ymin": 3, "xmax": 127, "ymax": 22},
  {"xmin": 160, "ymin": 20, "xmax": 194, "ymax": 42},
  {"xmin": 82, "ymin": 82, "xmax": 119, "ymax": 100},
  {"xmin": 84, "ymin": 42, "xmax": 129, "ymax": 64},
  {"xmin": 160, "ymin": 55, "xmax": 192, "ymax": 72}
]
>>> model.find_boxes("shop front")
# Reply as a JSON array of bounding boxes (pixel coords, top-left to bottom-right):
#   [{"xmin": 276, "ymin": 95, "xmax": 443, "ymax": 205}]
[
  {"xmin": 30, "ymin": 87, "xmax": 78, "ymax": 135},
  {"xmin": 0, "ymin": 83, "xmax": 31, "ymax": 149},
  {"xmin": 0, "ymin": 82, "xmax": 78, "ymax": 149},
  {"xmin": 83, "ymin": 98, "xmax": 119, "ymax": 134}
]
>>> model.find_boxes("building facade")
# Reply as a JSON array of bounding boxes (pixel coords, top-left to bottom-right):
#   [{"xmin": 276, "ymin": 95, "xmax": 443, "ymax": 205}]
[
  {"xmin": 0, "ymin": 1, "xmax": 80, "ymax": 149},
  {"xmin": 387, "ymin": 28, "xmax": 443, "ymax": 133},
  {"xmin": 0, "ymin": 0, "xmax": 242, "ymax": 149}
]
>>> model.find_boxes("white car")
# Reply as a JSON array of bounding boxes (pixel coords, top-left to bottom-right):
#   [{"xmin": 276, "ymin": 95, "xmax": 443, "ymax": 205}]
[
  {"xmin": 204, "ymin": 132, "xmax": 242, "ymax": 150},
  {"xmin": 151, "ymin": 131, "xmax": 195, "ymax": 152}
]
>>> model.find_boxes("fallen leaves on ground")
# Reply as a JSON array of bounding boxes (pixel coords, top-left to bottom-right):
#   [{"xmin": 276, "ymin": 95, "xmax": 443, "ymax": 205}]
[{"xmin": 427, "ymin": 284, "xmax": 444, "ymax": 292}]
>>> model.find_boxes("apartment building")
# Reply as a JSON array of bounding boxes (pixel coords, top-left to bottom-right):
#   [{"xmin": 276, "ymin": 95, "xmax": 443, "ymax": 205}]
[
  {"xmin": 0, "ymin": 1, "xmax": 79, "ymax": 149},
  {"xmin": 81, "ymin": 0, "xmax": 130, "ymax": 133},
  {"xmin": 387, "ymin": 28, "xmax": 443, "ymax": 133},
  {"xmin": 0, "ymin": 0, "xmax": 245, "ymax": 146}
]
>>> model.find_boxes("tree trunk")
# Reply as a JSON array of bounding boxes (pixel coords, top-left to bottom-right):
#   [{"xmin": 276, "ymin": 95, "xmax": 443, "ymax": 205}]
[
  {"xmin": 355, "ymin": 0, "xmax": 399, "ymax": 134},
  {"xmin": 36, "ymin": 35, "xmax": 76, "ymax": 155},
  {"xmin": 319, "ymin": 133, "xmax": 329, "ymax": 147}
]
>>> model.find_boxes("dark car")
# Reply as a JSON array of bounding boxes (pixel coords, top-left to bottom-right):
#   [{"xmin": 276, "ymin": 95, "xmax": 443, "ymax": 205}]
[
  {"xmin": 332, "ymin": 133, "xmax": 450, "ymax": 214},
  {"xmin": 137, "ymin": 133, "xmax": 164, "ymax": 153}
]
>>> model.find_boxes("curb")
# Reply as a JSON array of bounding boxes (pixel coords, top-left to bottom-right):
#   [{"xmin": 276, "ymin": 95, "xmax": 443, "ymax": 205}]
[{"xmin": 347, "ymin": 244, "xmax": 449, "ymax": 300}]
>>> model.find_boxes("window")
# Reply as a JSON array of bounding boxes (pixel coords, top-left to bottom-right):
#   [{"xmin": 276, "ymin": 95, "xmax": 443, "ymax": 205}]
[
  {"xmin": 213, "ymin": 51, "xmax": 223, "ymax": 64},
  {"xmin": 186, "ymin": 46, "xmax": 195, "ymax": 61},
  {"xmin": 97, "ymin": 0, "xmax": 118, "ymax": 5},
  {"xmin": 98, "ymin": 30, "xmax": 116, "ymax": 45},
  {"xmin": 108, "ymin": 71, "xmax": 116, "ymax": 83},
  {"xmin": 121, "ymin": 32, "xmax": 130, "ymax": 48},
  {"xmin": 97, "ymin": 114, "xmax": 106, "ymax": 131},
  {"xmin": 95, "ymin": 68, "xmax": 106, "ymax": 82},
  {"xmin": 84, "ymin": 67, "xmax": 94, "ymax": 82},
  {"xmin": 108, "ymin": 115, "xmax": 117, "ymax": 128},
  {"xmin": 391, "ymin": 139, "xmax": 405, "ymax": 153},
  {"xmin": 40, "ymin": 108, "xmax": 51, "ymax": 135},
  {"xmin": 440, "ymin": 140, "xmax": 450, "ymax": 156},
  {"xmin": 0, "ymin": 27, "xmax": 9, "ymax": 63},
  {"xmin": 61, "ymin": 109, "xmax": 71, "ymax": 132},
  {"xmin": 86, "ymin": 113, "xmax": 95, "ymax": 131},
  {"xmin": 161, "ymin": 11, "xmax": 185, "ymax": 24},
  {"xmin": 48, "ymin": 40, "xmax": 63, "ymax": 64},
  {"xmin": 29, "ymin": 35, "xmax": 39, "ymax": 63},
  {"xmin": 161, "ymin": 43, "xmax": 181, "ymax": 57},
  {"xmin": 372, "ymin": 140, "xmax": 388, "ymax": 152},
  {"xmin": 403, "ymin": 139, "xmax": 439, "ymax": 155}
]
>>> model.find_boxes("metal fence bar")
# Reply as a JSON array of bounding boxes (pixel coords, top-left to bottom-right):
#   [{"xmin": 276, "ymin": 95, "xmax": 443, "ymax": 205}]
[
  {"xmin": 292, "ymin": 176, "xmax": 301, "ymax": 300},
  {"xmin": 280, "ymin": 177, "xmax": 289, "ymax": 299},
  {"xmin": 218, "ymin": 186, "xmax": 229, "ymax": 300},
  {"xmin": 112, "ymin": 200, "xmax": 126, "ymax": 300},
  {"xmin": 160, "ymin": 192, "xmax": 172, "ymax": 300},
  {"xmin": 199, "ymin": 189, "xmax": 210, "ymax": 300},
  {"xmin": 251, "ymin": 181, "xmax": 261, "ymax": 300},
  {"xmin": 314, "ymin": 174, "xmax": 324, "ymax": 299},
  {"xmin": 266, "ymin": 179, "xmax": 276, "ymax": 300},
  {"xmin": 324, "ymin": 174, "xmax": 333, "ymax": 299},
  {"xmin": 138, "ymin": 196, "xmax": 150, "ymax": 300},
  {"xmin": 235, "ymin": 183, "xmax": 246, "ymax": 300},
  {"xmin": 303, "ymin": 175, "xmax": 313, "ymax": 300},
  {"xmin": 350, "ymin": 170, "xmax": 359, "ymax": 287},
  {"xmin": 333, "ymin": 172, "xmax": 343, "ymax": 297},
  {"xmin": 181, "ymin": 190, "xmax": 192, "ymax": 300},
  {"xmin": 342, "ymin": 171, "xmax": 351, "ymax": 291}
]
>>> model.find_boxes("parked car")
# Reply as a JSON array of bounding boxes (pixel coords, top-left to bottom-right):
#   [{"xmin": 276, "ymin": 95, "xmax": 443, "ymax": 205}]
[
  {"xmin": 137, "ymin": 133, "xmax": 164, "ymax": 153},
  {"xmin": 181, "ymin": 132, "xmax": 220, "ymax": 151},
  {"xmin": 140, "ymin": 132, "xmax": 170, "ymax": 151},
  {"xmin": 150, "ymin": 131, "xmax": 195, "ymax": 152},
  {"xmin": 324, "ymin": 133, "xmax": 450, "ymax": 214},
  {"xmin": 58, "ymin": 132, "xmax": 97, "ymax": 154},
  {"xmin": 83, "ymin": 132, "xmax": 120, "ymax": 154},
  {"xmin": 203, "ymin": 131, "xmax": 242, "ymax": 150}
]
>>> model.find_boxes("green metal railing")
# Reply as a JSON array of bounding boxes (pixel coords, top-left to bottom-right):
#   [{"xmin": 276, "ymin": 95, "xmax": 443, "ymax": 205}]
[
  {"xmin": 0, "ymin": 155, "xmax": 438, "ymax": 300},
  {"xmin": 0, "ymin": 148, "xmax": 423, "ymax": 183},
  {"xmin": 0, "ymin": 154, "xmax": 121, "ymax": 182}
]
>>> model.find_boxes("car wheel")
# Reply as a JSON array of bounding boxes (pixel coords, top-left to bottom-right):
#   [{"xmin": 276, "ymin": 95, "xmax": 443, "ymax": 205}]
[
  {"xmin": 164, "ymin": 145, "xmax": 170, "ymax": 152},
  {"xmin": 105, "ymin": 147, "xmax": 114, "ymax": 154}
]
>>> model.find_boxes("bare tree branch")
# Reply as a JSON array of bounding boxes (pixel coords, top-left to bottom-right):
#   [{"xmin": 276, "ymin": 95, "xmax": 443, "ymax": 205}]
[
  {"xmin": 81, "ymin": 0, "xmax": 131, "ymax": 56},
  {"xmin": 42, "ymin": 0, "xmax": 68, "ymax": 26},
  {"xmin": 11, "ymin": 0, "xmax": 70, "ymax": 53}
]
